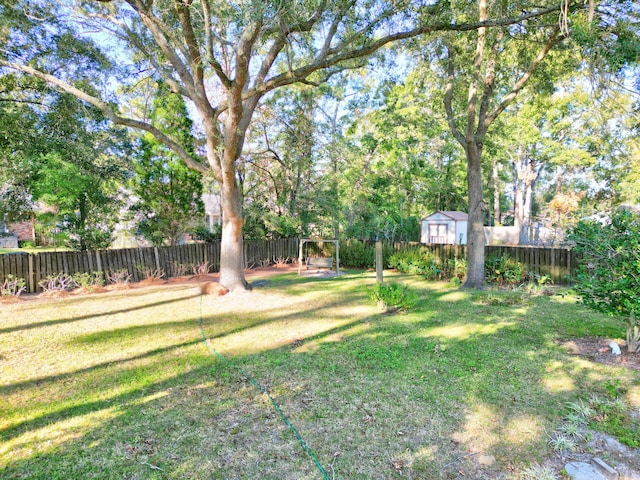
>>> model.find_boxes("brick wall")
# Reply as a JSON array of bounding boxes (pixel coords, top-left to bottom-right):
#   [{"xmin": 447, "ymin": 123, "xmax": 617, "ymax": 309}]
[{"xmin": 7, "ymin": 220, "xmax": 35, "ymax": 242}]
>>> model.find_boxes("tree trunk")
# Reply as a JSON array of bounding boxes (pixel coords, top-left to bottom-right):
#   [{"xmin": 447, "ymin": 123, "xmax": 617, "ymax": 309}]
[
  {"xmin": 519, "ymin": 179, "xmax": 534, "ymax": 244},
  {"xmin": 464, "ymin": 147, "xmax": 485, "ymax": 288},
  {"xmin": 627, "ymin": 314, "xmax": 639, "ymax": 353},
  {"xmin": 218, "ymin": 175, "xmax": 249, "ymax": 291},
  {"xmin": 492, "ymin": 157, "xmax": 500, "ymax": 225}
]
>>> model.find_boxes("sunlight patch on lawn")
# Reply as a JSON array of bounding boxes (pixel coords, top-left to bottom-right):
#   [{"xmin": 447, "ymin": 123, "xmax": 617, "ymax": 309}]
[
  {"xmin": 424, "ymin": 321, "xmax": 515, "ymax": 340},
  {"xmin": 542, "ymin": 360, "xmax": 576, "ymax": 393},
  {"xmin": 451, "ymin": 404, "xmax": 500, "ymax": 452},
  {"xmin": 437, "ymin": 290, "xmax": 472, "ymax": 303},
  {"xmin": 453, "ymin": 405, "xmax": 544, "ymax": 455},
  {"xmin": 0, "ymin": 407, "xmax": 120, "ymax": 465},
  {"xmin": 503, "ymin": 414, "xmax": 544, "ymax": 445},
  {"xmin": 294, "ymin": 322, "xmax": 372, "ymax": 353},
  {"xmin": 207, "ymin": 304, "xmax": 372, "ymax": 356},
  {"xmin": 628, "ymin": 385, "xmax": 640, "ymax": 408}
]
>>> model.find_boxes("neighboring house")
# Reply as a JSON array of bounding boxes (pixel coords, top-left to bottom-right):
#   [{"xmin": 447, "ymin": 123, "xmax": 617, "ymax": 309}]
[
  {"xmin": 7, "ymin": 219, "xmax": 35, "ymax": 243},
  {"xmin": 0, "ymin": 219, "xmax": 18, "ymax": 248},
  {"xmin": 420, "ymin": 211, "xmax": 468, "ymax": 245},
  {"xmin": 203, "ymin": 193, "xmax": 222, "ymax": 231}
]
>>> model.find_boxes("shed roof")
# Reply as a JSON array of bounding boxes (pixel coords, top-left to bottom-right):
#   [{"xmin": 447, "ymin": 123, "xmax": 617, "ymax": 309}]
[{"xmin": 422, "ymin": 211, "xmax": 469, "ymax": 221}]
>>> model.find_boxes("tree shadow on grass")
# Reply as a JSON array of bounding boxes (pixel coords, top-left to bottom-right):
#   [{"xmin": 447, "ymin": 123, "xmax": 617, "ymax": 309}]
[
  {"xmin": 0, "ymin": 291, "xmax": 202, "ymax": 335},
  {"xmin": 1, "ymin": 275, "xmax": 637, "ymax": 479}
]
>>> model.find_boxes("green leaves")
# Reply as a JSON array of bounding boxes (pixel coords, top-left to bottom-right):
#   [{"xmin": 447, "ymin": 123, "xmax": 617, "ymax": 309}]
[{"xmin": 568, "ymin": 209, "xmax": 640, "ymax": 350}]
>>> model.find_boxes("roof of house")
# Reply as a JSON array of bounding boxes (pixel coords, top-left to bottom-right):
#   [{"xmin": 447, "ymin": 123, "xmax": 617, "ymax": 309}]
[{"xmin": 421, "ymin": 211, "xmax": 469, "ymax": 221}]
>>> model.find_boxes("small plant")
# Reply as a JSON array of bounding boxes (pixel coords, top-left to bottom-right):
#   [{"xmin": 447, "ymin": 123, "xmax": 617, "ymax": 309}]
[
  {"xmin": 73, "ymin": 272, "xmax": 104, "ymax": 292},
  {"xmin": 1, "ymin": 275, "xmax": 26, "ymax": 297},
  {"xmin": 485, "ymin": 253, "xmax": 528, "ymax": 286},
  {"xmin": 586, "ymin": 394, "xmax": 640, "ymax": 448},
  {"xmin": 520, "ymin": 464, "xmax": 559, "ymax": 480},
  {"xmin": 259, "ymin": 258, "xmax": 271, "ymax": 267},
  {"xmin": 138, "ymin": 266, "xmax": 165, "ymax": 280},
  {"xmin": 446, "ymin": 276, "xmax": 462, "ymax": 288},
  {"xmin": 557, "ymin": 420, "xmax": 586, "ymax": 442},
  {"xmin": 191, "ymin": 261, "xmax": 211, "ymax": 276},
  {"xmin": 368, "ymin": 282, "xmax": 418, "ymax": 312},
  {"xmin": 566, "ymin": 399, "xmax": 595, "ymax": 421},
  {"xmin": 172, "ymin": 262, "xmax": 191, "ymax": 277},
  {"xmin": 107, "ymin": 269, "xmax": 131, "ymax": 286},
  {"xmin": 481, "ymin": 291, "xmax": 531, "ymax": 307},
  {"xmin": 548, "ymin": 433, "xmax": 577, "ymax": 454},
  {"xmin": 273, "ymin": 257, "xmax": 289, "ymax": 268},
  {"xmin": 39, "ymin": 273, "xmax": 77, "ymax": 293}
]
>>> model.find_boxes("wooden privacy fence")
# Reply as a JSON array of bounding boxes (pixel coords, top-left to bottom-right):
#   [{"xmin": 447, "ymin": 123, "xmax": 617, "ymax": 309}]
[
  {"xmin": 0, "ymin": 238, "xmax": 299, "ymax": 293},
  {"xmin": 0, "ymin": 238, "xmax": 576, "ymax": 292},
  {"xmin": 384, "ymin": 242, "xmax": 576, "ymax": 285}
]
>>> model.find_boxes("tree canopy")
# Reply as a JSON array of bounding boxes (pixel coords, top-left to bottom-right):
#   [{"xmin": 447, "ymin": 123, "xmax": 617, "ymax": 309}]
[{"xmin": 0, "ymin": 0, "xmax": 638, "ymax": 288}]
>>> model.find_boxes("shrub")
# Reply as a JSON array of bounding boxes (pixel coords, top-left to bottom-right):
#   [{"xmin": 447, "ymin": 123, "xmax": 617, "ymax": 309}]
[
  {"xmin": 368, "ymin": 282, "xmax": 418, "ymax": 312},
  {"xmin": 568, "ymin": 209, "xmax": 640, "ymax": 352},
  {"xmin": 137, "ymin": 265, "xmax": 165, "ymax": 280},
  {"xmin": 438, "ymin": 257, "xmax": 467, "ymax": 281},
  {"xmin": 192, "ymin": 224, "xmax": 220, "ymax": 242},
  {"xmin": 172, "ymin": 262, "xmax": 191, "ymax": 277},
  {"xmin": 339, "ymin": 239, "xmax": 375, "ymax": 268},
  {"xmin": 388, "ymin": 248, "xmax": 441, "ymax": 280},
  {"xmin": 485, "ymin": 253, "xmax": 528, "ymax": 286},
  {"xmin": 191, "ymin": 261, "xmax": 211, "ymax": 276},
  {"xmin": 39, "ymin": 273, "xmax": 77, "ymax": 293},
  {"xmin": 107, "ymin": 269, "xmax": 131, "ymax": 286},
  {"xmin": 73, "ymin": 272, "xmax": 104, "ymax": 292},
  {"xmin": 1, "ymin": 275, "xmax": 26, "ymax": 297}
]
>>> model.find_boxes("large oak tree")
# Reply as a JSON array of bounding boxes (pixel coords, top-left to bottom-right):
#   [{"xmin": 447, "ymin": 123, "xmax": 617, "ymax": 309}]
[{"xmin": 1, "ymin": 0, "xmax": 574, "ymax": 290}]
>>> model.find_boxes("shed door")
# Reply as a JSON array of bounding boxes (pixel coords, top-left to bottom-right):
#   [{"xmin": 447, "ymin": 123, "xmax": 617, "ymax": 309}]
[{"xmin": 429, "ymin": 224, "xmax": 447, "ymax": 244}]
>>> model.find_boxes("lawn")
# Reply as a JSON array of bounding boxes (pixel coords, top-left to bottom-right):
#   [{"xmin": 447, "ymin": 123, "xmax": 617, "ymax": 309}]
[
  {"xmin": 1, "ymin": 271, "xmax": 638, "ymax": 479},
  {"xmin": 0, "ymin": 246, "xmax": 69, "ymax": 255}
]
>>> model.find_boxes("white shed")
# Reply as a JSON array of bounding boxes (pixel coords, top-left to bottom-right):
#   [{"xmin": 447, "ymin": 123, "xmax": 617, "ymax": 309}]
[{"xmin": 420, "ymin": 211, "xmax": 468, "ymax": 245}]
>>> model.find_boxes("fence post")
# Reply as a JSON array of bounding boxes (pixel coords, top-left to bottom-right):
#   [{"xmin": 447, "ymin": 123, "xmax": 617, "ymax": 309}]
[
  {"xmin": 95, "ymin": 250, "xmax": 103, "ymax": 275},
  {"xmin": 28, "ymin": 254, "xmax": 35, "ymax": 293},
  {"xmin": 375, "ymin": 241, "xmax": 383, "ymax": 284}
]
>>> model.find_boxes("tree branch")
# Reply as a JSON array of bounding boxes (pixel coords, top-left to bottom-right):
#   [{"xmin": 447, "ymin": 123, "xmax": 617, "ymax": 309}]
[
  {"xmin": 477, "ymin": 29, "xmax": 504, "ymax": 136},
  {"xmin": 444, "ymin": 45, "xmax": 465, "ymax": 148},
  {"xmin": 0, "ymin": 60, "xmax": 209, "ymax": 174},
  {"xmin": 201, "ymin": 0, "xmax": 232, "ymax": 88},
  {"xmin": 242, "ymin": 5, "xmax": 571, "ymax": 102},
  {"xmin": 480, "ymin": 27, "xmax": 564, "ymax": 134}
]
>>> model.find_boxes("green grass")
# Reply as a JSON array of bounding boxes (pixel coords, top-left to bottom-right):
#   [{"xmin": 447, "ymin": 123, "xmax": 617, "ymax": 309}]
[
  {"xmin": 1, "ymin": 271, "xmax": 638, "ymax": 479},
  {"xmin": 0, "ymin": 246, "xmax": 70, "ymax": 254}
]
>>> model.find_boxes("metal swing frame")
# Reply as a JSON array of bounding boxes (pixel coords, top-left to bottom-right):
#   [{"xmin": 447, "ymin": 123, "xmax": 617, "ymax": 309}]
[{"xmin": 297, "ymin": 238, "xmax": 340, "ymax": 275}]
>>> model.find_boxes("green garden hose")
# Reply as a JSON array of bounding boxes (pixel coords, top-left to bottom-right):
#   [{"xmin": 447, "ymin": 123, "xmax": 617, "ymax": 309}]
[{"xmin": 198, "ymin": 295, "xmax": 331, "ymax": 480}]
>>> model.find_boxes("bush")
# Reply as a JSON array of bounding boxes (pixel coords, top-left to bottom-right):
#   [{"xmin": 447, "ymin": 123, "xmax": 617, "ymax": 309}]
[
  {"xmin": 192, "ymin": 224, "xmax": 221, "ymax": 242},
  {"xmin": 1, "ymin": 275, "xmax": 26, "ymax": 297},
  {"xmin": 107, "ymin": 269, "xmax": 131, "ymax": 286},
  {"xmin": 484, "ymin": 253, "xmax": 528, "ymax": 286},
  {"xmin": 568, "ymin": 209, "xmax": 640, "ymax": 352},
  {"xmin": 73, "ymin": 272, "xmax": 104, "ymax": 292},
  {"xmin": 388, "ymin": 248, "xmax": 438, "ymax": 278},
  {"xmin": 39, "ymin": 273, "xmax": 77, "ymax": 293},
  {"xmin": 339, "ymin": 240, "xmax": 375, "ymax": 268},
  {"xmin": 368, "ymin": 282, "xmax": 418, "ymax": 312}
]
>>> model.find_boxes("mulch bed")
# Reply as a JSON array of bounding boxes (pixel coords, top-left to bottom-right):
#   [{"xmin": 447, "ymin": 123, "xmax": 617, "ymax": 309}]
[{"xmin": 560, "ymin": 336, "xmax": 640, "ymax": 371}]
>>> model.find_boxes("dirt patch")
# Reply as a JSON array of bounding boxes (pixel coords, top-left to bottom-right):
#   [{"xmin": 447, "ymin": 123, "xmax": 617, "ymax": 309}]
[
  {"xmin": 560, "ymin": 336, "xmax": 640, "ymax": 371},
  {"xmin": 0, "ymin": 295, "xmax": 24, "ymax": 304}
]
